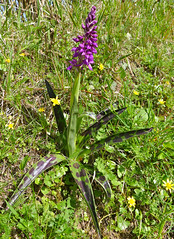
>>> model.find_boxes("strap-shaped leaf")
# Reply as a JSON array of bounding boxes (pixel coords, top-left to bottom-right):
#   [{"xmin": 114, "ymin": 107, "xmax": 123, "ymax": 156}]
[
  {"xmin": 96, "ymin": 102, "xmax": 119, "ymax": 120},
  {"xmin": 69, "ymin": 160, "xmax": 101, "ymax": 238},
  {"xmin": 8, "ymin": 154, "xmax": 66, "ymax": 207},
  {"xmin": 95, "ymin": 174, "xmax": 111, "ymax": 202},
  {"xmin": 90, "ymin": 127, "xmax": 153, "ymax": 151},
  {"xmin": 81, "ymin": 107, "xmax": 127, "ymax": 137},
  {"xmin": 45, "ymin": 80, "xmax": 66, "ymax": 134},
  {"xmin": 79, "ymin": 128, "xmax": 153, "ymax": 156},
  {"xmin": 67, "ymin": 74, "xmax": 81, "ymax": 155}
]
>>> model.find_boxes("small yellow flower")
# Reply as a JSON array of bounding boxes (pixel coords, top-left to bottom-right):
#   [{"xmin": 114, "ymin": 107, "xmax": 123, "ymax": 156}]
[
  {"xmin": 5, "ymin": 59, "xmax": 11, "ymax": 63},
  {"xmin": 7, "ymin": 123, "xmax": 14, "ymax": 129},
  {"xmin": 133, "ymin": 90, "xmax": 139, "ymax": 96},
  {"xmin": 99, "ymin": 63, "xmax": 104, "ymax": 71},
  {"xmin": 162, "ymin": 179, "xmax": 174, "ymax": 193},
  {"xmin": 38, "ymin": 107, "xmax": 45, "ymax": 112},
  {"xmin": 165, "ymin": 81, "xmax": 170, "ymax": 85},
  {"xmin": 158, "ymin": 99, "xmax": 165, "ymax": 105},
  {"xmin": 19, "ymin": 53, "xmax": 25, "ymax": 57},
  {"xmin": 50, "ymin": 96, "xmax": 60, "ymax": 106},
  {"xmin": 127, "ymin": 196, "xmax": 136, "ymax": 208}
]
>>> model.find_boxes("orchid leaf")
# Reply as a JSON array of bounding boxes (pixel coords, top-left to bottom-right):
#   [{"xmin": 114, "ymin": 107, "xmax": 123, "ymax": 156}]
[
  {"xmin": 69, "ymin": 160, "xmax": 101, "ymax": 238},
  {"xmin": 8, "ymin": 154, "xmax": 66, "ymax": 207},
  {"xmin": 81, "ymin": 107, "xmax": 127, "ymax": 137},
  {"xmin": 90, "ymin": 127, "xmax": 153, "ymax": 151},
  {"xmin": 79, "ymin": 128, "xmax": 153, "ymax": 156},
  {"xmin": 67, "ymin": 74, "xmax": 81, "ymax": 155},
  {"xmin": 96, "ymin": 102, "xmax": 119, "ymax": 120},
  {"xmin": 45, "ymin": 80, "xmax": 66, "ymax": 134},
  {"xmin": 95, "ymin": 174, "xmax": 112, "ymax": 202}
]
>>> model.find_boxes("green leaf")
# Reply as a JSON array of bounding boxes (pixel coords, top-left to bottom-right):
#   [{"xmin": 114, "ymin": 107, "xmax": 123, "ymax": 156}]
[
  {"xmin": 7, "ymin": 154, "xmax": 66, "ymax": 208},
  {"xmin": 90, "ymin": 128, "xmax": 153, "ymax": 151},
  {"xmin": 45, "ymin": 80, "xmax": 67, "ymax": 134},
  {"xmin": 117, "ymin": 216, "xmax": 130, "ymax": 230},
  {"xmin": 69, "ymin": 160, "xmax": 101, "ymax": 238},
  {"xmin": 81, "ymin": 107, "xmax": 127, "ymax": 137},
  {"xmin": 95, "ymin": 174, "xmax": 112, "ymax": 202},
  {"xmin": 67, "ymin": 74, "xmax": 81, "ymax": 155},
  {"xmin": 80, "ymin": 128, "xmax": 153, "ymax": 156}
]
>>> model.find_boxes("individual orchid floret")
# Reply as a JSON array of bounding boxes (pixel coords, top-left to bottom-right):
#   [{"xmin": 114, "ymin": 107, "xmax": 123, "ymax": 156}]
[{"xmin": 67, "ymin": 6, "xmax": 98, "ymax": 71}]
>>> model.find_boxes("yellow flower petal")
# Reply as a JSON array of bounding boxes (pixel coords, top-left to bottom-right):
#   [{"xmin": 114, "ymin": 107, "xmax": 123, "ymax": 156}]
[
  {"xmin": 7, "ymin": 123, "xmax": 14, "ymax": 129},
  {"xmin": 162, "ymin": 179, "xmax": 174, "ymax": 192},
  {"xmin": 133, "ymin": 90, "xmax": 139, "ymax": 96},
  {"xmin": 99, "ymin": 63, "xmax": 104, "ymax": 71},
  {"xmin": 50, "ymin": 96, "xmax": 60, "ymax": 106},
  {"xmin": 19, "ymin": 53, "xmax": 25, "ymax": 57},
  {"xmin": 5, "ymin": 59, "xmax": 11, "ymax": 63},
  {"xmin": 158, "ymin": 99, "xmax": 165, "ymax": 105},
  {"xmin": 38, "ymin": 107, "xmax": 45, "ymax": 112},
  {"xmin": 127, "ymin": 196, "xmax": 136, "ymax": 207}
]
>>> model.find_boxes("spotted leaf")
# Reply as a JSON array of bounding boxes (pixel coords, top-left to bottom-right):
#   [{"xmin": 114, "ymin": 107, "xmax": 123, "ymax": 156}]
[
  {"xmin": 90, "ymin": 127, "xmax": 153, "ymax": 151},
  {"xmin": 45, "ymin": 80, "xmax": 66, "ymax": 134},
  {"xmin": 69, "ymin": 160, "xmax": 101, "ymax": 238},
  {"xmin": 81, "ymin": 107, "xmax": 127, "ymax": 137},
  {"xmin": 96, "ymin": 102, "xmax": 119, "ymax": 120},
  {"xmin": 95, "ymin": 174, "xmax": 111, "ymax": 202},
  {"xmin": 8, "ymin": 154, "xmax": 66, "ymax": 207},
  {"xmin": 79, "ymin": 128, "xmax": 153, "ymax": 156}
]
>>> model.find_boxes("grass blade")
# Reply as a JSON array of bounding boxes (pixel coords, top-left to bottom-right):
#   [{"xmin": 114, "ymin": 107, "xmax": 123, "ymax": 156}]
[
  {"xmin": 69, "ymin": 160, "xmax": 101, "ymax": 238},
  {"xmin": 8, "ymin": 154, "xmax": 66, "ymax": 208},
  {"xmin": 45, "ymin": 79, "xmax": 66, "ymax": 134}
]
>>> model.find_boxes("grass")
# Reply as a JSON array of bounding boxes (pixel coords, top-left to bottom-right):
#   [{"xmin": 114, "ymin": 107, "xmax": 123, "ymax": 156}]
[{"xmin": 0, "ymin": 0, "xmax": 173, "ymax": 238}]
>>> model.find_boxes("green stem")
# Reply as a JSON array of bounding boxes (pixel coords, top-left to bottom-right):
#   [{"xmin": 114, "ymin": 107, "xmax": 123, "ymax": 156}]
[{"xmin": 67, "ymin": 73, "xmax": 81, "ymax": 156}]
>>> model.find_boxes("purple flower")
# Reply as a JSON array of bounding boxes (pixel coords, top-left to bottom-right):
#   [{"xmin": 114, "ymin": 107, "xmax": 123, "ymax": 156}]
[{"xmin": 67, "ymin": 6, "xmax": 98, "ymax": 71}]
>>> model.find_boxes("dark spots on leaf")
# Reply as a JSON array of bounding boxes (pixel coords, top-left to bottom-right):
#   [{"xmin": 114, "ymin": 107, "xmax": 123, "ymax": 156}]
[
  {"xmin": 29, "ymin": 168, "xmax": 35, "ymax": 176},
  {"xmin": 80, "ymin": 169, "xmax": 86, "ymax": 177},
  {"xmin": 37, "ymin": 160, "xmax": 45, "ymax": 168},
  {"xmin": 112, "ymin": 137, "xmax": 123, "ymax": 143},
  {"xmin": 75, "ymin": 180, "xmax": 90, "ymax": 195},
  {"xmin": 24, "ymin": 176, "xmax": 28, "ymax": 181},
  {"xmin": 99, "ymin": 176, "xmax": 105, "ymax": 182},
  {"xmin": 23, "ymin": 176, "xmax": 29, "ymax": 184},
  {"xmin": 50, "ymin": 155, "xmax": 56, "ymax": 160},
  {"xmin": 73, "ymin": 163, "xmax": 80, "ymax": 169},
  {"xmin": 76, "ymin": 169, "xmax": 86, "ymax": 178},
  {"xmin": 18, "ymin": 183, "xmax": 24, "ymax": 189}
]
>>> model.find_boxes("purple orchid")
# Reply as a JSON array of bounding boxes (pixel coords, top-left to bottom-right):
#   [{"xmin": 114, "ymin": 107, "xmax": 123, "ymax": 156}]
[{"xmin": 67, "ymin": 6, "xmax": 98, "ymax": 71}]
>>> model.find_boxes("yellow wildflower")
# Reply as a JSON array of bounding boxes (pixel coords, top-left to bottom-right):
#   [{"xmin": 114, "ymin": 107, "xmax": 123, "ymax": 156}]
[
  {"xmin": 133, "ymin": 90, "xmax": 139, "ymax": 96},
  {"xmin": 162, "ymin": 179, "xmax": 174, "ymax": 193},
  {"xmin": 99, "ymin": 63, "xmax": 104, "ymax": 71},
  {"xmin": 19, "ymin": 53, "xmax": 25, "ymax": 57},
  {"xmin": 5, "ymin": 59, "xmax": 10, "ymax": 63},
  {"xmin": 165, "ymin": 81, "xmax": 170, "ymax": 85},
  {"xmin": 158, "ymin": 99, "xmax": 165, "ymax": 105},
  {"xmin": 7, "ymin": 123, "xmax": 14, "ymax": 129},
  {"xmin": 50, "ymin": 96, "xmax": 60, "ymax": 106},
  {"xmin": 38, "ymin": 107, "xmax": 45, "ymax": 112},
  {"xmin": 127, "ymin": 196, "xmax": 136, "ymax": 208}
]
